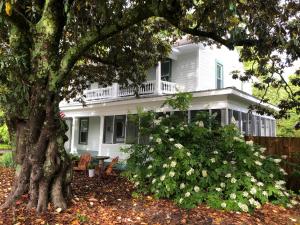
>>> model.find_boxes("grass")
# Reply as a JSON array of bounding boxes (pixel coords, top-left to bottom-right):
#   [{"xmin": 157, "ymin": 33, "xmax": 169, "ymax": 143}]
[{"xmin": 0, "ymin": 143, "xmax": 11, "ymax": 150}]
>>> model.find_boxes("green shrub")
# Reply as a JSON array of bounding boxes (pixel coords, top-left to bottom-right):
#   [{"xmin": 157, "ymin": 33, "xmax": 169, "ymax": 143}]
[
  {"xmin": 0, "ymin": 152, "xmax": 15, "ymax": 168},
  {"xmin": 0, "ymin": 124, "xmax": 10, "ymax": 144},
  {"xmin": 122, "ymin": 93, "xmax": 298, "ymax": 212}
]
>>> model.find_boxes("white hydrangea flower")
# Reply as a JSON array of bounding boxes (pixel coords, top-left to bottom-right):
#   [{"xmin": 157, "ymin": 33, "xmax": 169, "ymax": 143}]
[
  {"xmin": 169, "ymin": 171, "xmax": 175, "ymax": 177},
  {"xmin": 262, "ymin": 191, "xmax": 268, "ymax": 196},
  {"xmin": 221, "ymin": 202, "xmax": 227, "ymax": 208},
  {"xmin": 174, "ymin": 143, "xmax": 184, "ymax": 149},
  {"xmin": 275, "ymin": 180, "xmax": 286, "ymax": 185},
  {"xmin": 291, "ymin": 199, "xmax": 299, "ymax": 205},
  {"xmin": 254, "ymin": 161, "xmax": 262, "ymax": 166},
  {"xmin": 197, "ymin": 121, "xmax": 204, "ymax": 127},
  {"xmin": 281, "ymin": 155, "xmax": 288, "ymax": 159},
  {"xmin": 254, "ymin": 152, "xmax": 259, "ymax": 157},
  {"xmin": 249, "ymin": 198, "xmax": 256, "ymax": 205},
  {"xmin": 194, "ymin": 186, "xmax": 200, "ymax": 192},
  {"xmin": 260, "ymin": 147, "xmax": 266, "ymax": 153},
  {"xmin": 230, "ymin": 193, "xmax": 236, "ymax": 199},
  {"xmin": 146, "ymin": 173, "xmax": 152, "ymax": 178},
  {"xmin": 242, "ymin": 191, "xmax": 249, "ymax": 197},
  {"xmin": 246, "ymin": 140, "xmax": 254, "ymax": 146},
  {"xmin": 171, "ymin": 127, "xmax": 174, "ymax": 130},
  {"xmin": 231, "ymin": 178, "xmax": 237, "ymax": 184},
  {"xmin": 225, "ymin": 173, "xmax": 232, "ymax": 178},
  {"xmin": 156, "ymin": 138, "xmax": 162, "ymax": 144},
  {"xmin": 279, "ymin": 168, "xmax": 288, "ymax": 175},
  {"xmin": 245, "ymin": 172, "xmax": 251, "ymax": 177},
  {"xmin": 134, "ymin": 181, "xmax": 140, "ymax": 187},
  {"xmin": 238, "ymin": 202, "xmax": 249, "ymax": 212},
  {"xmin": 165, "ymin": 129, "xmax": 169, "ymax": 134},
  {"xmin": 250, "ymin": 177, "xmax": 257, "ymax": 183},
  {"xmin": 185, "ymin": 192, "xmax": 191, "ymax": 197},
  {"xmin": 149, "ymin": 136, "xmax": 153, "ymax": 140},
  {"xmin": 202, "ymin": 170, "xmax": 208, "ymax": 177},
  {"xmin": 187, "ymin": 168, "xmax": 194, "ymax": 176},
  {"xmin": 231, "ymin": 160, "xmax": 236, "ymax": 164},
  {"xmin": 250, "ymin": 187, "xmax": 257, "ymax": 195},
  {"xmin": 163, "ymin": 164, "xmax": 169, "ymax": 168},
  {"xmin": 233, "ymin": 136, "xmax": 243, "ymax": 142},
  {"xmin": 223, "ymin": 160, "xmax": 228, "ymax": 164},
  {"xmin": 243, "ymin": 159, "xmax": 247, "ymax": 164},
  {"xmin": 179, "ymin": 198, "xmax": 183, "ymax": 204},
  {"xmin": 215, "ymin": 187, "xmax": 222, "ymax": 192},
  {"xmin": 180, "ymin": 183, "xmax": 185, "ymax": 189},
  {"xmin": 168, "ymin": 157, "xmax": 172, "ymax": 160},
  {"xmin": 184, "ymin": 124, "xmax": 188, "ymax": 127},
  {"xmin": 269, "ymin": 173, "xmax": 274, "ymax": 178},
  {"xmin": 180, "ymin": 127, "xmax": 184, "ymax": 131},
  {"xmin": 257, "ymin": 182, "xmax": 264, "ymax": 187},
  {"xmin": 260, "ymin": 155, "xmax": 266, "ymax": 160},
  {"xmin": 170, "ymin": 161, "xmax": 177, "ymax": 168},
  {"xmin": 273, "ymin": 158, "xmax": 281, "ymax": 163},
  {"xmin": 186, "ymin": 152, "xmax": 191, "ymax": 157},
  {"xmin": 220, "ymin": 182, "xmax": 226, "ymax": 188},
  {"xmin": 287, "ymin": 203, "xmax": 293, "ymax": 208},
  {"xmin": 169, "ymin": 138, "xmax": 174, "ymax": 142},
  {"xmin": 213, "ymin": 151, "xmax": 218, "ymax": 154},
  {"xmin": 149, "ymin": 147, "xmax": 154, "ymax": 153},
  {"xmin": 160, "ymin": 175, "xmax": 166, "ymax": 181},
  {"xmin": 210, "ymin": 158, "xmax": 216, "ymax": 163},
  {"xmin": 147, "ymin": 165, "xmax": 152, "ymax": 169},
  {"xmin": 152, "ymin": 178, "xmax": 156, "ymax": 184},
  {"xmin": 133, "ymin": 174, "xmax": 138, "ymax": 178}
]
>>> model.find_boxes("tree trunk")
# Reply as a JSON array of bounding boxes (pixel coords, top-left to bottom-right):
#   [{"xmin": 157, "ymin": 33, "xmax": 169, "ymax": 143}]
[{"xmin": 1, "ymin": 96, "xmax": 72, "ymax": 213}]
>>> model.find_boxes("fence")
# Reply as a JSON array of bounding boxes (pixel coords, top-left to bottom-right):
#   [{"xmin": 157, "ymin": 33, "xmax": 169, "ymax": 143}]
[{"xmin": 245, "ymin": 136, "xmax": 300, "ymax": 190}]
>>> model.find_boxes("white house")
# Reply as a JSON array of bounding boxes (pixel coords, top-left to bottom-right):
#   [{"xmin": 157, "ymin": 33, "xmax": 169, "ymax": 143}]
[{"xmin": 60, "ymin": 41, "xmax": 277, "ymax": 159}]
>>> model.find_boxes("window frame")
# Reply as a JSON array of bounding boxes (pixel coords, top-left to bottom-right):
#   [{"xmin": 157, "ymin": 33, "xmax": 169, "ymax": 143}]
[
  {"xmin": 215, "ymin": 61, "xmax": 224, "ymax": 89},
  {"xmin": 161, "ymin": 58, "xmax": 172, "ymax": 81},
  {"xmin": 78, "ymin": 117, "xmax": 89, "ymax": 145}
]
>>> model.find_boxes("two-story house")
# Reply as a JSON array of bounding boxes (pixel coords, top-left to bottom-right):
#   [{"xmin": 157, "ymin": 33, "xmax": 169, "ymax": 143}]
[{"xmin": 60, "ymin": 40, "xmax": 277, "ymax": 159}]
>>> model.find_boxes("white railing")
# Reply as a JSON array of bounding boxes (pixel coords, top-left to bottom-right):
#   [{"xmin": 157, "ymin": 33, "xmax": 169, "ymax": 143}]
[
  {"xmin": 83, "ymin": 80, "xmax": 177, "ymax": 101},
  {"xmin": 118, "ymin": 80, "xmax": 156, "ymax": 97},
  {"xmin": 83, "ymin": 86, "xmax": 114, "ymax": 100},
  {"xmin": 161, "ymin": 81, "xmax": 177, "ymax": 94}
]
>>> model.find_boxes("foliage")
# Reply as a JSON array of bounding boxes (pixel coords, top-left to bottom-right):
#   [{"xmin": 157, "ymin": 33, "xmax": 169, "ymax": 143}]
[
  {"xmin": 87, "ymin": 162, "xmax": 97, "ymax": 170},
  {"xmin": 252, "ymin": 74, "xmax": 300, "ymax": 137},
  {"xmin": 0, "ymin": 123, "xmax": 9, "ymax": 144},
  {"xmin": 122, "ymin": 94, "xmax": 297, "ymax": 212},
  {"xmin": 0, "ymin": 152, "xmax": 15, "ymax": 168}
]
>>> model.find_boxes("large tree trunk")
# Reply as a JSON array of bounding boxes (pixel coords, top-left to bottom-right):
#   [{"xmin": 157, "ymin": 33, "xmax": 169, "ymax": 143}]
[{"xmin": 1, "ymin": 95, "xmax": 72, "ymax": 213}]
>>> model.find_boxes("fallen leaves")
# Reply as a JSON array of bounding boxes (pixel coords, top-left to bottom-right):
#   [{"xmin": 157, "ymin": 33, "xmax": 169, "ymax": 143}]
[{"xmin": 0, "ymin": 167, "xmax": 299, "ymax": 225}]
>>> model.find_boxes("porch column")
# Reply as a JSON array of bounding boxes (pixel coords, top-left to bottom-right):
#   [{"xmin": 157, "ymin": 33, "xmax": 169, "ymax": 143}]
[
  {"xmin": 155, "ymin": 61, "xmax": 162, "ymax": 95},
  {"xmin": 98, "ymin": 115, "xmax": 105, "ymax": 156},
  {"xmin": 112, "ymin": 83, "xmax": 118, "ymax": 98},
  {"xmin": 70, "ymin": 117, "xmax": 78, "ymax": 154}
]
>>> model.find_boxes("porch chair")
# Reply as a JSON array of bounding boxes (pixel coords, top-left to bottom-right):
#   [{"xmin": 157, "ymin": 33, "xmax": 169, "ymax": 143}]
[
  {"xmin": 105, "ymin": 157, "xmax": 119, "ymax": 176},
  {"xmin": 73, "ymin": 153, "xmax": 92, "ymax": 173}
]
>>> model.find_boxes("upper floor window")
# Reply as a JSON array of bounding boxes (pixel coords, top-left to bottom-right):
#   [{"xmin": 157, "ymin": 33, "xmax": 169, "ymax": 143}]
[
  {"xmin": 161, "ymin": 59, "xmax": 172, "ymax": 81},
  {"xmin": 216, "ymin": 62, "xmax": 224, "ymax": 89},
  {"xmin": 79, "ymin": 118, "xmax": 89, "ymax": 145}
]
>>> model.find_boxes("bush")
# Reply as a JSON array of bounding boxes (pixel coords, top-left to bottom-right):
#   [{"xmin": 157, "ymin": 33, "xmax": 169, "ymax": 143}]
[
  {"xmin": 0, "ymin": 152, "xmax": 15, "ymax": 168},
  {"xmin": 0, "ymin": 124, "xmax": 10, "ymax": 144},
  {"xmin": 122, "ymin": 93, "xmax": 298, "ymax": 212}
]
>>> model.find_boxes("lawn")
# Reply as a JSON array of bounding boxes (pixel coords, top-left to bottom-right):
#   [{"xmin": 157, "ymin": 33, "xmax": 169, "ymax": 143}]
[{"xmin": 0, "ymin": 167, "xmax": 299, "ymax": 225}]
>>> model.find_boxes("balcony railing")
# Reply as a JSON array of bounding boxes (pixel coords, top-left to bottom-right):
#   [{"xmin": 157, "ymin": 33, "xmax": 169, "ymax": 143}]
[{"xmin": 83, "ymin": 80, "xmax": 177, "ymax": 101}]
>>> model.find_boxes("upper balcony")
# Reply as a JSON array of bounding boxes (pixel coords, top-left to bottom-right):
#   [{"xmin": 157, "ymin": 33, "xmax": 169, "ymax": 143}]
[{"xmin": 83, "ymin": 80, "xmax": 177, "ymax": 101}]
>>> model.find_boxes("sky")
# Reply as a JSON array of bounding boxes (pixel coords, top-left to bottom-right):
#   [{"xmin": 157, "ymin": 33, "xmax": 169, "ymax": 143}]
[{"xmin": 282, "ymin": 59, "xmax": 300, "ymax": 80}]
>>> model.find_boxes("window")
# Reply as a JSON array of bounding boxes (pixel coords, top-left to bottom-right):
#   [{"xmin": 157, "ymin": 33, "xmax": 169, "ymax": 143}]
[
  {"xmin": 114, "ymin": 115, "xmax": 126, "ymax": 143},
  {"xmin": 126, "ymin": 114, "xmax": 139, "ymax": 144},
  {"xmin": 161, "ymin": 59, "xmax": 172, "ymax": 81},
  {"xmin": 79, "ymin": 118, "xmax": 89, "ymax": 145},
  {"xmin": 103, "ymin": 116, "xmax": 114, "ymax": 144},
  {"xmin": 216, "ymin": 62, "xmax": 224, "ymax": 89},
  {"xmin": 241, "ymin": 112, "xmax": 248, "ymax": 135}
]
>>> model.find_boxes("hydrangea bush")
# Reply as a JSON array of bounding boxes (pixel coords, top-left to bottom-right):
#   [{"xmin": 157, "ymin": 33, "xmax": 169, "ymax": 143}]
[{"xmin": 122, "ymin": 93, "xmax": 298, "ymax": 212}]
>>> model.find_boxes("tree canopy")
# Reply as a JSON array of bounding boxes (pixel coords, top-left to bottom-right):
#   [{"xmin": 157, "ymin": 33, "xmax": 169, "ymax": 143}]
[{"xmin": 0, "ymin": 0, "xmax": 299, "ymax": 212}]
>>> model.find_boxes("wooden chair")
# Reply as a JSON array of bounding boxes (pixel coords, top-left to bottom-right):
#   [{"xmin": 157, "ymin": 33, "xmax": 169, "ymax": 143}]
[
  {"xmin": 73, "ymin": 153, "xmax": 91, "ymax": 173},
  {"xmin": 105, "ymin": 157, "xmax": 119, "ymax": 176}
]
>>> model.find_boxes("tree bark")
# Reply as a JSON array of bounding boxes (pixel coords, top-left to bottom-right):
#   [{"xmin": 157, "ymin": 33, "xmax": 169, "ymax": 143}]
[{"xmin": 1, "ymin": 97, "xmax": 72, "ymax": 213}]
